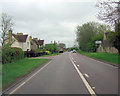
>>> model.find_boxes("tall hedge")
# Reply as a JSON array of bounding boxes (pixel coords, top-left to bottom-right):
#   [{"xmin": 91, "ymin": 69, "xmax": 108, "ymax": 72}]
[{"xmin": 2, "ymin": 47, "xmax": 24, "ymax": 64}]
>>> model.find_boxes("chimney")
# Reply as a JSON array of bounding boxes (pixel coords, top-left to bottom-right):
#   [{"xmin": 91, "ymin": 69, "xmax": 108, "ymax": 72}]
[
  {"xmin": 33, "ymin": 38, "xmax": 38, "ymax": 41},
  {"xmin": 17, "ymin": 33, "xmax": 23, "ymax": 35},
  {"xmin": 104, "ymin": 30, "xmax": 107, "ymax": 40},
  {"xmin": 29, "ymin": 36, "xmax": 32, "ymax": 41},
  {"xmin": 8, "ymin": 29, "xmax": 12, "ymax": 43}
]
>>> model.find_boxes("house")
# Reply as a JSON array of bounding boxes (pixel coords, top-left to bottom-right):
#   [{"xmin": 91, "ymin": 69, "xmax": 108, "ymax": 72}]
[
  {"xmin": 31, "ymin": 38, "xmax": 45, "ymax": 51},
  {"xmin": 97, "ymin": 31, "xmax": 118, "ymax": 53},
  {"xmin": 6, "ymin": 29, "xmax": 31, "ymax": 51},
  {"xmin": 38, "ymin": 39, "xmax": 44, "ymax": 47},
  {"xmin": 6, "ymin": 29, "xmax": 45, "ymax": 51},
  {"xmin": 30, "ymin": 37, "xmax": 38, "ymax": 51}
]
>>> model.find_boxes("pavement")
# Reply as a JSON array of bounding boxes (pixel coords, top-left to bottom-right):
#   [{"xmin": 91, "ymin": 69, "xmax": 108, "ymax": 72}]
[{"xmin": 4, "ymin": 52, "xmax": 119, "ymax": 95}]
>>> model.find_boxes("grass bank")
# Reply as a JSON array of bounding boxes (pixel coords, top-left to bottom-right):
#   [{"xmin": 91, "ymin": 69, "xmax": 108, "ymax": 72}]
[
  {"xmin": 40, "ymin": 52, "xmax": 59, "ymax": 57},
  {"xmin": 2, "ymin": 58, "xmax": 48, "ymax": 89},
  {"xmin": 77, "ymin": 50, "xmax": 119, "ymax": 65}
]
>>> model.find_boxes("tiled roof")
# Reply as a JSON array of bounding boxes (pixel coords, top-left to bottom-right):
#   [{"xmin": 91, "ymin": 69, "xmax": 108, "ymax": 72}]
[
  {"xmin": 13, "ymin": 34, "xmax": 28, "ymax": 42},
  {"xmin": 38, "ymin": 40, "xmax": 44, "ymax": 46},
  {"xmin": 32, "ymin": 39, "xmax": 39, "ymax": 45}
]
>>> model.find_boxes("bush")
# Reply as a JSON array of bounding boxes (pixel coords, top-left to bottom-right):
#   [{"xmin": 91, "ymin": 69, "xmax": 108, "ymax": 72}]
[
  {"xmin": 24, "ymin": 51, "xmax": 37, "ymax": 57},
  {"xmin": 45, "ymin": 51, "xmax": 51, "ymax": 55},
  {"xmin": 2, "ymin": 47, "xmax": 24, "ymax": 64}
]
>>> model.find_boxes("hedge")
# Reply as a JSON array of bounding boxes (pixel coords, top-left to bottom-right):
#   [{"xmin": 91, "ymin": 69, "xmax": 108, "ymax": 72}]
[
  {"xmin": 2, "ymin": 47, "xmax": 24, "ymax": 64},
  {"xmin": 24, "ymin": 51, "xmax": 48, "ymax": 57}
]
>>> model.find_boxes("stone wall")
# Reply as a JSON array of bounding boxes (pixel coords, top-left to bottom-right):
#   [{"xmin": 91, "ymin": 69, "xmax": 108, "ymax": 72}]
[{"xmin": 97, "ymin": 46, "xmax": 118, "ymax": 54}]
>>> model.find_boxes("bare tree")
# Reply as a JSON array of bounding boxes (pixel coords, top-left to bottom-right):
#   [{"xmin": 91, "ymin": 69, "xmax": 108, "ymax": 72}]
[
  {"xmin": 96, "ymin": 0, "xmax": 120, "ymax": 26},
  {"xmin": 0, "ymin": 13, "xmax": 13, "ymax": 46}
]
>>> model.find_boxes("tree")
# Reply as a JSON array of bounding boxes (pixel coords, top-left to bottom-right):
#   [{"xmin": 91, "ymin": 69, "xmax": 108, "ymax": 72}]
[
  {"xmin": 59, "ymin": 43, "xmax": 66, "ymax": 48},
  {"xmin": 76, "ymin": 22, "xmax": 109, "ymax": 52},
  {"xmin": 114, "ymin": 22, "xmax": 120, "ymax": 54},
  {"xmin": 96, "ymin": 0, "xmax": 120, "ymax": 26},
  {"xmin": 96, "ymin": 0, "xmax": 120, "ymax": 54},
  {"xmin": 45, "ymin": 43, "xmax": 58, "ymax": 53},
  {"xmin": 0, "ymin": 13, "xmax": 13, "ymax": 46}
]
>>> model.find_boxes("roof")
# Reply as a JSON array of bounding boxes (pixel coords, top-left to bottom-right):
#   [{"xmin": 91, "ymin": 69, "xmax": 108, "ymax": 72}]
[
  {"xmin": 32, "ymin": 39, "xmax": 39, "ymax": 45},
  {"xmin": 38, "ymin": 40, "xmax": 44, "ymax": 45},
  {"xmin": 13, "ymin": 34, "xmax": 28, "ymax": 42}
]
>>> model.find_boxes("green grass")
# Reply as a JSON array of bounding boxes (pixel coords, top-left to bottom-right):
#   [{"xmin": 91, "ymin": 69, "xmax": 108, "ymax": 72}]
[
  {"xmin": 77, "ymin": 50, "xmax": 119, "ymax": 65},
  {"xmin": 2, "ymin": 58, "xmax": 48, "ymax": 89},
  {"xmin": 40, "ymin": 52, "xmax": 59, "ymax": 57}
]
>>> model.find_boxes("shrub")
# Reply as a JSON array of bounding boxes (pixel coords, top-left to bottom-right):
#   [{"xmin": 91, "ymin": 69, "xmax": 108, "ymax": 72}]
[
  {"xmin": 2, "ymin": 47, "xmax": 24, "ymax": 64},
  {"xmin": 24, "ymin": 51, "xmax": 36, "ymax": 57},
  {"xmin": 45, "ymin": 51, "xmax": 51, "ymax": 55}
]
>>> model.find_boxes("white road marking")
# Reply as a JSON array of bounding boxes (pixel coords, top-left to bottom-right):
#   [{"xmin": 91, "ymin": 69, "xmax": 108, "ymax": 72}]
[
  {"xmin": 92, "ymin": 87, "xmax": 95, "ymax": 89},
  {"xmin": 10, "ymin": 82, "xmax": 25, "ymax": 94},
  {"xmin": 74, "ymin": 61, "xmax": 76, "ymax": 63},
  {"xmin": 69, "ymin": 54, "xmax": 96, "ymax": 96},
  {"xmin": 84, "ymin": 73, "xmax": 89, "ymax": 78},
  {"xmin": 77, "ymin": 65, "xmax": 79, "ymax": 67},
  {"xmin": 9, "ymin": 61, "xmax": 52, "ymax": 94}
]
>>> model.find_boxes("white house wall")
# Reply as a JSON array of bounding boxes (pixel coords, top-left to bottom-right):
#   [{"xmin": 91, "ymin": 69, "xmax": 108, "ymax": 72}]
[
  {"xmin": 26, "ymin": 36, "xmax": 31, "ymax": 51},
  {"xmin": 11, "ymin": 36, "xmax": 21, "ymax": 49},
  {"xmin": 11, "ymin": 36, "xmax": 31, "ymax": 51}
]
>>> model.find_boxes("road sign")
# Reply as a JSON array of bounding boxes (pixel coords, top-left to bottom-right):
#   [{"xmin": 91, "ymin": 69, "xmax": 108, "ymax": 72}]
[{"xmin": 95, "ymin": 41, "xmax": 102, "ymax": 44}]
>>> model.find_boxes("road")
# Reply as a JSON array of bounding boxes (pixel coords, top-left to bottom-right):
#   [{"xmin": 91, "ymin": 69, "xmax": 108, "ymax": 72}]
[{"xmin": 5, "ymin": 52, "xmax": 118, "ymax": 95}]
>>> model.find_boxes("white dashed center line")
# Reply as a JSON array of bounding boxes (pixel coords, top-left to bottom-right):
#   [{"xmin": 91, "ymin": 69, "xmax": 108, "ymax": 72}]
[
  {"xmin": 69, "ymin": 54, "xmax": 96, "ymax": 96},
  {"xmin": 77, "ymin": 65, "xmax": 80, "ymax": 67},
  {"xmin": 84, "ymin": 73, "xmax": 89, "ymax": 78}
]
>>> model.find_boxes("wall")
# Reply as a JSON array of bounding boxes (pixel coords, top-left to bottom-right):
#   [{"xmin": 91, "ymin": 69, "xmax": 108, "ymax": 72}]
[
  {"xmin": 97, "ymin": 46, "xmax": 118, "ymax": 54},
  {"xmin": 31, "ymin": 40, "xmax": 38, "ymax": 51},
  {"xmin": 11, "ymin": 36, "xmax": 31, "ymax": 51}
]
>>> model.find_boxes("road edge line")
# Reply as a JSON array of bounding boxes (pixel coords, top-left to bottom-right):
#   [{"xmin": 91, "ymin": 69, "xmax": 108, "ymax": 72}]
[
  {"xmin": 69, "ymin": 54, "xmax": 96, "ymax": 96},
  {"xmin": 9, "ymin": 60, "xmax": 52, "ymax": 94}
]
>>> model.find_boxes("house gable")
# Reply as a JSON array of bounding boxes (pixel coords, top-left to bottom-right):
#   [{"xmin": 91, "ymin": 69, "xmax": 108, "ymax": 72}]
[{"xmin": 11, "ymin": 33, "xmax": 31, "ymax": 51}]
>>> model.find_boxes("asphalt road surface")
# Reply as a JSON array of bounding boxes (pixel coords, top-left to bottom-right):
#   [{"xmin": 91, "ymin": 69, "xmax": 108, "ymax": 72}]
[{"xmin": 5, "ymin": 52, "xmax": 118, "ymax": 95}]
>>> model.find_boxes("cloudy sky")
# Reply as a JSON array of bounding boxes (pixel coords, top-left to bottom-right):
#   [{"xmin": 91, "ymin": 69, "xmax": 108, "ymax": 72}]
[{"xmin": 1, "ymin": 0, "xmax": 103, "ymax": 47}]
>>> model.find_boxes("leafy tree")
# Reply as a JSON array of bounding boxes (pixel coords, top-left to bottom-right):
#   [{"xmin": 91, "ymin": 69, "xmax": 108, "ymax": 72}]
[
  {"xmin": 59, "ymin": 43, "xmax": 66, "ymax": 48},
  {"xmin": 76, "ymin": 22, "xmax": 108, "ymax": 52},
  {"xmin": 45, "ymin": 43, "xmax": 58, "ymax": 53},
  {"xmin": 70, "ymin": 47, "xmax": 78, "ymax": 51},
  {"xmin": 113, "ymin": 22, "xmax": 120, "ymax": 54}
]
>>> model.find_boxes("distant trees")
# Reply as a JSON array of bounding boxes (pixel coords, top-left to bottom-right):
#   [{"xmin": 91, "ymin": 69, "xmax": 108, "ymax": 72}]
[
  {"xmin": 59, "ymin": 43, "xmax": 66, "ymax": 48},
  {"xmin": 96, "ymin": 0, "xmax": 120, "ymax": 54},
  {"xmin": 0, "ymin": 13, "xmax": 13, "ymax": 46},
  {"xmin": 45, "ymin": 43, "xmax": 58, "ymax": 53},
  {"xmin": 76, "ymin": 22, "xmax": 109, "ymax": 52}
]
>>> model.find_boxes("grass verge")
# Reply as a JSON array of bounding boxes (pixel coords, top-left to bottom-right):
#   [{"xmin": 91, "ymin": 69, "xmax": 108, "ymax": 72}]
[
  {"xmin": 2, "ymin": 58, "xmax": 48, "ymax": 89},
  {"xmin": 77, "ymin": 50, "xmax": 119, "ymax": 65},
  {"xmin": 40, "ymin": 52, "xmax": 59, "ymax": 57}
]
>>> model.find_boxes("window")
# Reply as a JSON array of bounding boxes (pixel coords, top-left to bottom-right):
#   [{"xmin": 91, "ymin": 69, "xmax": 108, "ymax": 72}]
[{"xmin": 27, "ymin": 42, "xmax": 29, "ymax": 48}]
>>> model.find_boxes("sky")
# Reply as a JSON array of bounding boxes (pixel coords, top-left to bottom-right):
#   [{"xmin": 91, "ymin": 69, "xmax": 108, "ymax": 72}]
[{"xmin": 1, "ymin": 0, "xmax": 103, "ymax": 47}]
